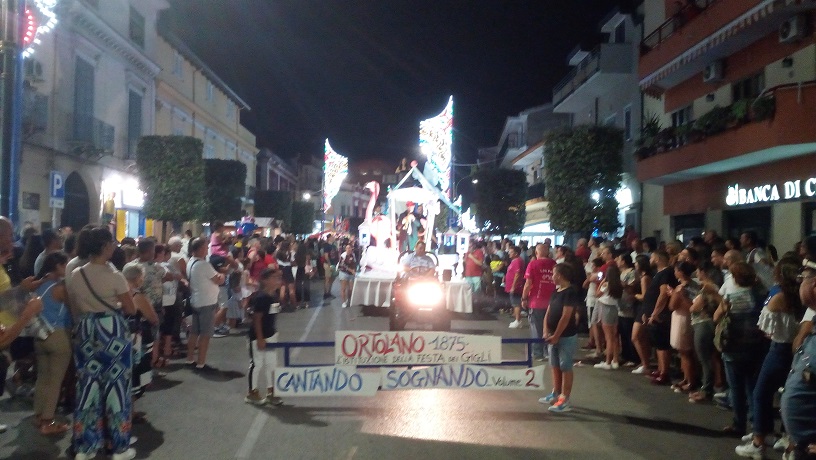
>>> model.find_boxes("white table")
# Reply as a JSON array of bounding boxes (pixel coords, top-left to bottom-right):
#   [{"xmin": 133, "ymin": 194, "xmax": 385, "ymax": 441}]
[{"xmin": 350, "ymin": 276, "xmax": 473, "ymax": 313}]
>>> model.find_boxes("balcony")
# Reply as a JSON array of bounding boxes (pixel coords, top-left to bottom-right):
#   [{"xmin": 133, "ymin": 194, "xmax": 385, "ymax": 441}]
[
  {"xmin": 22, "ymin": 92, "xmax": 48, "ymax": 137},
  {"xmin": 636, "ymin": 82, "xmax": 816, "ymax": 185},
  {"xmin": 552, "ymin": 43, "xmax": 634, "ymax": 113},
  {"xmin": 639, "ymin": 0, "xmax": 812, "ymax": 92},
  {"xmin": 68, "ymin": 112, "xmax": 115, "ymax": 156}
]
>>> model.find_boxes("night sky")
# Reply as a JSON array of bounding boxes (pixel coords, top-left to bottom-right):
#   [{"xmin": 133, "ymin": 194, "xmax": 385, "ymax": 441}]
[{"xmin": 166, "ymin": 0, "xmax": 624, "ymax": 166}]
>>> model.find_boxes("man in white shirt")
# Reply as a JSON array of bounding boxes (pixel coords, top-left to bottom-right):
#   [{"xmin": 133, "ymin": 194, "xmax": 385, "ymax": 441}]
[{"xmin": 186, "ymin": 237, "xmax": 225, "ymax": 371}]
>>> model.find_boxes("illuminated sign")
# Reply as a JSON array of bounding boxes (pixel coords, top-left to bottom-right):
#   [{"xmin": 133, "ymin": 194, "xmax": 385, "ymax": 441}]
[
  {"xmin": 323, "ymin": 139, "xmax": 348, "ymax": 212},
  {"xmin": 726, "ymin": 177, "xmax": 816, "ymax": 206},
  {"xmin": 419, "ymin": 97, "xmax": 453, "ymax": 199}
]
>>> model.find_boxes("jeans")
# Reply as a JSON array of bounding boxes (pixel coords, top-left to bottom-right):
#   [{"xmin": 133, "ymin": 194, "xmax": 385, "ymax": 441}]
[
  {"xmin": 752, "ymin": 341, "xmax": 793, "ymax": 436},
  {"xmin": 723, "ymin": 352, "xmax": 764, "ymax": 433},
  {"xmin": 692, "ymin": 321, "xmax": 716, "ymax": 394},
  {"xmin": 529, "ymin": 308, "xmax": 548, "ymax": 358}
]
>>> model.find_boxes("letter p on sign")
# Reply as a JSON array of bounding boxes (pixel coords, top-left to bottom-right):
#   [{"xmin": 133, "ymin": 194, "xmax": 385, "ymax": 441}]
[{"xmin": 50, "ymin": 171, "xmax": 65, "ymax": 209}]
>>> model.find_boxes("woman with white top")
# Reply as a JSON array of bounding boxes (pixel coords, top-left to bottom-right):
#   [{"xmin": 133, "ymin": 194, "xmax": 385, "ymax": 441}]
[{"xmin": 735, "ymin": 256, "xmax": 803, "ymax": 458}]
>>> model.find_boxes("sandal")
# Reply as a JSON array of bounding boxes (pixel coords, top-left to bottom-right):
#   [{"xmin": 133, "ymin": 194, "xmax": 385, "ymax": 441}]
[
  {"xmin": 133, "ymin": 411, "xmax": 147, "ymax": 424},
  {"xmin": 39, "ymin": 420, "xmax": 69, "ymax": 435}
]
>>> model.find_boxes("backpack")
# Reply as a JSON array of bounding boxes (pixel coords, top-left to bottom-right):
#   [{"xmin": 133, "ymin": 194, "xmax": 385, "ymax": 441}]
[{"xmin": 714, "ymin": 292, "xmax": 765, "ymax": 353}]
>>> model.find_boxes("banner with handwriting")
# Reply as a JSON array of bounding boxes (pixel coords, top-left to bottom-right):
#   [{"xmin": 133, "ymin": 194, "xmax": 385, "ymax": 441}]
[
  {"xmin": 274, "ymin": 366, "xmax": 379, "ymax": 396},
  {"xmin": 380, "ymin": 365, "xmax": 544, "ymax": 391},
  {"xmin": 335, "ymin": 331, "xmax": 501, "ymax": 366}
]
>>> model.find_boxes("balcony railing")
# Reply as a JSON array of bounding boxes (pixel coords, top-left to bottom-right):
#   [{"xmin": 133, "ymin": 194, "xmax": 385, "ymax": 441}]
[
  {"xmin": 641, "ymin": 0, "xmax": 718, "ymax": 54},
  {"xmin": 553, "ymin": 47, "xmax": 601, "ymax": 106},
  {"xmin": 69, "ymin": 112, "xmax": 115, "ymax": 155}
]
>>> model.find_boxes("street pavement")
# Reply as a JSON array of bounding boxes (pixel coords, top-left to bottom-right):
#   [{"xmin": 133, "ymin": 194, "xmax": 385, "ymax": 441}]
[{"xmin": 0, "ymin": 283, "xmax": 788, "ymax": 459}]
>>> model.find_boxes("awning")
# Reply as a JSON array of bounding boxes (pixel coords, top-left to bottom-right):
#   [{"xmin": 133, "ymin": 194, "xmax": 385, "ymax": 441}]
[{"xmin": 640, "ymin": 0, "xmax": 786, "ymax": 90}]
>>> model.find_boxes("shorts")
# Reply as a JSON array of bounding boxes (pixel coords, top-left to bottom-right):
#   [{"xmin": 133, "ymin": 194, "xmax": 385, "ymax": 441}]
[
  {"xmin": 648, "ymin": 319, "xmax": 672, "ymax": 351},
  {"xmin": 160, "ymin": 304, "xmax": 182, "ymax": 336},
  {"xmin": 589, "ymin": 304, "xmax": 602, "ymax": 326},
  {"xmin": 598, "ymin": 301, "xmax": 619, "ymax": 326},
  {"xmin": 227, "ymin": 300, "xmax": 243, "ymax": 320},
  {"xmin": 218, "ymin": 285, "xmax": 229, "ymax": 306},
  {"xmin": 281, "ymin": 266, "xmax": 295, "ymax": 284},
  {"xmin": 508, "ymin": 293, "xmax": 522, "ymax": 307},
  {"xmin": 338, "ymin": 271, "xmax": 355, "ymax": 282},
  {"xmin": 548, "ymin": 334, "xmax": 578, "ymax": 371},
  {"xmin": 633, "ymin": 304, "xmax": 645, "ymax": 324},
  {"xmin": 190, "ymin": 304, "xmax": 217, "ymax": 337}
]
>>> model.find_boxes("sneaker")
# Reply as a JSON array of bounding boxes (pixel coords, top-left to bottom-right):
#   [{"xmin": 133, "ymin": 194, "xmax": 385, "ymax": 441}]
[
  {"xmin": 631, "ymin": 365, "xmax": 648, "ymax": 375},
  {"xmin": 714, "ymin": 390, "xmax": 728, "ymax": 399},
  {"xmin": 194, "ymin": 364, "xmax": 217, "ymax": 373},
  {"xmin": 538, "ymin": 391, "xmax": 558, "ymax": 404},
  {"xmin": 734, "ymin": 441, "xmax": 764, "ymax": 459},
  {"xmin": 342, "ymin": 301, "xmax": 349, "ymax": 309},
  {"xmin": 323, "ymin": 293, "xmax": 332, "ymax": 299},
  {"xmin": 245, "ymin": 389, "xmax": 265, "ymax": 405},
  {"xmin": 0, "ymin": 423, "xmax": 6, "ymax": 433},
  {"xmin": 508, "ymin": 320, "xmax": 521, "ymax": 329},
  {"xmin": 611, "ymin": 361, "xmax": 620, "ymax": 370},
  {"xmin": 586, "ymin": 350, "xmax": 600, "ymax": 358},
  {"xmin": 593, "ymin": 362, "xmax": 612, "ymax": 370},
  {"xmin": 130, "ymin": 437, "xmax": 137, "ymax": 446},
  {"xmin": 547, "ymin": 396, "xmax": 572, "ymax": 413},
  {"xmin": 688, "ymin": 391, "xmax": 711, "ymax": 403},
  {"xmin": 112, "ymin": 448, "xmax": 137, "ymax": 460},
  {"xmin": 773, "ymin": 436, "xmax": 789, "ymax": 452},
  {"xmin": 265, "ymin": 395, "xmax": 283, "ymax": 406},
  {"xmin": 74, "ymin": 453, "xmax": 95, "ymax": 460},
  {"xmin": 212, "ymin": 329, "xmax": 227, "ymax": 338}
]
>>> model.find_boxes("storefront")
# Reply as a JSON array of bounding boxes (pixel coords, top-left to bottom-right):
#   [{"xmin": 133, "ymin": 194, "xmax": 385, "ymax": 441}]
[
  {"xmin": 662, "ymin": 154, "xmax": 816, "ymax": 251},
  {"xmin": 101, "ymin": 174, "xmax": 155, "ymax": 241}
]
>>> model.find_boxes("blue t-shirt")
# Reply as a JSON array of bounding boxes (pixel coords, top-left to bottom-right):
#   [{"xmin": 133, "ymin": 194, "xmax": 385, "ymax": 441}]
[{"xmin": 36, "ymin": 280, "xmax": 71, "ymax": 329}]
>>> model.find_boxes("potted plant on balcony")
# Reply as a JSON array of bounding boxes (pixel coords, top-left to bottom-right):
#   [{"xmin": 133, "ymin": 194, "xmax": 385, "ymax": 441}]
[
  {"xmin": 751, "ymin": 95, "xmax": 775, "ymax": 121},
  {"xmin": 655, "ymin": 126, "xmax": 676, "ymax": 153},
  {"xmin": 693, "ymin": 105, "xmax": 733, "ymax": 136},
  {"xmin": 730, "ymin": 99, "xmax": 751, "ymax": 125},
  {"xmin": 635, "ymin": 113, "xmax": 661, "ymax": 159}
]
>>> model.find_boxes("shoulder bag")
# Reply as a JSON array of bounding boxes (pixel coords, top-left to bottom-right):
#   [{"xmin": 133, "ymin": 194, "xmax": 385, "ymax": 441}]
[{"xmin": 79, "ymin": 267, "xmax": 139, "ymax": 334}]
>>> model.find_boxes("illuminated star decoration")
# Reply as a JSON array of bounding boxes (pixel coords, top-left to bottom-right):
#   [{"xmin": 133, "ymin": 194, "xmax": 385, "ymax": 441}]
[
  {"xmin": 22, "ymin": 0, "xmax": 59, "ymax": 58},
  {"xmin": 323, "ymin": 139, "xmax": 349, "ymax": 212},
  {"xmin": 419, "ymin": 96, "xmax": 453, "ymax": 199}
]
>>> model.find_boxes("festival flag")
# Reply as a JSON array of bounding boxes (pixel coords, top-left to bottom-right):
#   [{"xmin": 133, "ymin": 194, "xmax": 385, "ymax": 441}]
[
  {"xmin": 419, "ymin": 96, "xmax": 453, "ymax": 199},
  {"xmin": 324, "ymin": 139, "xmax": 349, "ymax": 212}
]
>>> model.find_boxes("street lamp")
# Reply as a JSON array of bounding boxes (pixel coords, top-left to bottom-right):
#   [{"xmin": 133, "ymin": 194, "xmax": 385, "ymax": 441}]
[
  {"xmin": 453, "ymin": 175, "xmax": 478, "ymax": 197},
  {"xmin": 302, "ymin": 192, "xmax": 311, "ymax": 201}
]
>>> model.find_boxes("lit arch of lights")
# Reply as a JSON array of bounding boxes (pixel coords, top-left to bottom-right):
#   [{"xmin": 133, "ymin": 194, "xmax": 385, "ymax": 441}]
[{"xmin": 22, "ymin": 0, "xmax": 59, "ymax": 58}]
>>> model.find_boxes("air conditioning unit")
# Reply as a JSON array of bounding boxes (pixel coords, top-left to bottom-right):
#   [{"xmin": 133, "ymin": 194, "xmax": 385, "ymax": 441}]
[
  {"xmin": 779, "ymin": 14, "xmax": 807, "ymax": 43},
  {"xmin": 703, "ymin": 60, "xmax": 724, "ymax": 83}
]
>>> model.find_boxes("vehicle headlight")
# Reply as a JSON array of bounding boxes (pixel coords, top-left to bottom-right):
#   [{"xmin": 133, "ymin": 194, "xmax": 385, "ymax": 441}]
[{"xmin": 406, "ymin": 282, "xmax": 443, "ymax": 307}]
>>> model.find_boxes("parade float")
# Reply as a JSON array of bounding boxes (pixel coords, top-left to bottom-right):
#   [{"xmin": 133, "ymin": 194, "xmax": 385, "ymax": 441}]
[{"xmin": 351, "ymin": 98, "xmax": 474, "ymax": 314}]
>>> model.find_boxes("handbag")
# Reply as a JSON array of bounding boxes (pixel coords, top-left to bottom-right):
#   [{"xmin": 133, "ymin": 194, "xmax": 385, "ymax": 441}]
[
  {"xmin": 24, "ymin": 283, "xmax": 57, "ymax": 340},
  {"xmin": 78, "ymin": 267, "xmax": 138, "ymax": 333},
  {"xmin": 714, "ymin": 295, "xmax": 764, "ymax": 353}
]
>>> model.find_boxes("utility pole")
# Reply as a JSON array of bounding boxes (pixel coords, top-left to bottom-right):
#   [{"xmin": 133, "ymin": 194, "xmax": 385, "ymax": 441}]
[{"xmin": 0, "ymin": 0, "xmax": 23, "ymax": 225}]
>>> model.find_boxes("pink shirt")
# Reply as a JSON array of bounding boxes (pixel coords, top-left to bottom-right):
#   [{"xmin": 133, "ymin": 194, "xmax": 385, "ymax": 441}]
[
  {"xmin": 504, "ymin": 257, "xmax": 525, "ymax": 294},
  {"xmin": 464, "ymin": 248, "xmax": 485, "ymax": 277},
  {"xmin": 525, "ymin": 258, "xmax": 556, "ymax": 309},
  {"xmin": 209, "ymin": 232, "xmax": 228, "ymax": 257}
]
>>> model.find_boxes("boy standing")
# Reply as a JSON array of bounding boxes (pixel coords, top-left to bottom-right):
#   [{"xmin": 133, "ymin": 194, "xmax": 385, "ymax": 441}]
[{"xmin": 245, "ymin": 268, "xmax": 285, "ymax": 406}]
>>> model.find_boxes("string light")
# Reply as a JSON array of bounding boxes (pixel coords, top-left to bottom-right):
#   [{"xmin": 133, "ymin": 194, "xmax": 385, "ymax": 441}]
[{"xmin": 22, "ymin": 0, "xmax": 59, "ymax": 58}]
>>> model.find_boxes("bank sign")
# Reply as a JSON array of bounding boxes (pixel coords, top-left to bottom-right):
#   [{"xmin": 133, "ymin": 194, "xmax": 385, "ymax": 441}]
[{"xmin": 726, "ymin": 177, "xmax": 816, "ymax": 207}]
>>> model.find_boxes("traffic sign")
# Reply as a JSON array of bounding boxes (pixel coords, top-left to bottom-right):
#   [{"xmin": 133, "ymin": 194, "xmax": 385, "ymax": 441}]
[
  {"xmin": 50, "ymin": 171, "xmax": 64, "ymax": 199},
  {"xmin": 49, "ymin": 197, "xmax": 64, "ymax": 209}
]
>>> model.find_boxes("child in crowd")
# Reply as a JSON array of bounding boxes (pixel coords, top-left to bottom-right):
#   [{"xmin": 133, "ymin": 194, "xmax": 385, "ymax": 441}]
[
  {"xmin": 225, "ymin": 273, "xmax": 244, "ymax": 333},
  {"xmin": 583, "ymin": 257, "xmax": 604, "ymax": 358},
  {"xmin": 245, "ymin": 268, "xmax": 284, "ymax": 406}
]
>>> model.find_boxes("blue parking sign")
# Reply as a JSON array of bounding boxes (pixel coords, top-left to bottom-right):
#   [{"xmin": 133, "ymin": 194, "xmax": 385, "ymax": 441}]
[{"xmin": 50, "ymin": 171, "xmax": 65, "ymax": 199}]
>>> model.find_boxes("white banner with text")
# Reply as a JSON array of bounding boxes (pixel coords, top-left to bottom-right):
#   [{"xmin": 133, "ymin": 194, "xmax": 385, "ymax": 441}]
[
  {"xmin": 380, "ymin": 365, "xmax": 545, "ymax": 391},
  {"xmin": 274, "ymin": 366, "xmax": 380, "ymax": 396},
  {"xmin": 334, "ymin": 331, "xmax": 502, "ymax": 366}
]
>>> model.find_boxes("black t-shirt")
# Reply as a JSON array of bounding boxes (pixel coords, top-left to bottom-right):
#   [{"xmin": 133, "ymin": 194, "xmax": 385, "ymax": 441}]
[
  {"xmin": 546, "ymin": 285, "xmax": 582, "ymax": 338},
  {"xmin": 248, "ymin": 292, "xmax": 279, "ymax": 340},
  {"xmin": 642, "ymin": 267, "xmax": 678, "ymax": 318},
  {"xmin": 322, "ymin": 243, "xmax": 339, "ymax": 265}
]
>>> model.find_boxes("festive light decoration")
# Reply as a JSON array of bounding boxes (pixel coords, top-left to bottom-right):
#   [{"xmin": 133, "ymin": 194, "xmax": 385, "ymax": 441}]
[
  {"xmin": 22, "ymin": 0, "xmax": 59, "ymax": 58},
  {"xmin": 419, "ymin": 96, "xmax": 453, "ymax": 199},
  {"xmin": 323, "ymin": 139, "xmax": 348, "ymax": 212}
]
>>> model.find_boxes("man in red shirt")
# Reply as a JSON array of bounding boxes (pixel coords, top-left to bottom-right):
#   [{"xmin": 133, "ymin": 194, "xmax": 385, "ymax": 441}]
[
  {"xmin": 521, "ymin": 244, "xmax": 556, "ymax": 360},
  {"xmin": 464, "ymin": 241, "xmax": 485, "ymax": 295},
  {"xmin": 574, "ymin": 238, "xmax": 591, "ymax": 264},
  {"xmin": 504, "ymin": 246, "xmax": 526, "ymax": 328}
]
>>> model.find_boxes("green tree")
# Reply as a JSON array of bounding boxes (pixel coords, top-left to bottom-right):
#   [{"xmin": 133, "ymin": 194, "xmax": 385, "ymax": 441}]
[
  {"xmin": 544, "ymin": 125, "xmax": 623, "ymax": 234},
  {"xmin": 136, "ymin": 136, "xmax": 205, "ymax": 222},
  {"xmin": 290, "ymin": 201, "xmax": 315, "ymax": 235},
  {"xmin": 471, "ymin": 168, "xmax": 527, "ymax": 236},
  {"xmin": 255, "ymin": 190, "xmax": 293, "ymax": 225},
  {"xmin": 203, "ymin": 159, "xmax": 247, "ymax": 223}
]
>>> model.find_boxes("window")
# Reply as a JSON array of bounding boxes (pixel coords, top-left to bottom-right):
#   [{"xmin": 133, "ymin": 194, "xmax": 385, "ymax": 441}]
[
  {"xmin": 226, "ymin": 102, "xmax": 235, "ymax": 120},
  {"xmin": 172, "ymin": 50, "xmax": 183, "ymax": 77},
  {"xmin": 732, "ymin": 72, "xmax": 765, "ymax": 101},
  {"xmin": 623, "ymin": 105, "xmax": 632, "ymax": 141},
  {"xmin": 129, "ymin": 7, "xmax": 145, "ymax": 48},
  {"xmin": 73, "ymin": 58, "xmax": 95, "ymax": 142},
  {"xmin": 206, "ymin": 81, "xmax": 214, "ymax": 101},
  {"xmin": 614, "ymin": 21, "xmax": 626, "ymax": 43},
  {"xmin": 204, "ymin": 143, "xmax": 215, "ymax": 159},
  {"xmin": 127, "ymin": 90, "xmax": 142, "ymax": 159},
  {"xmin": 671, "ymin": 105, "xmax": 693, "ymax": 127},
  {"xmin": 604, "ymin": 114, "xmax": 617, "ymax": 126}
]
